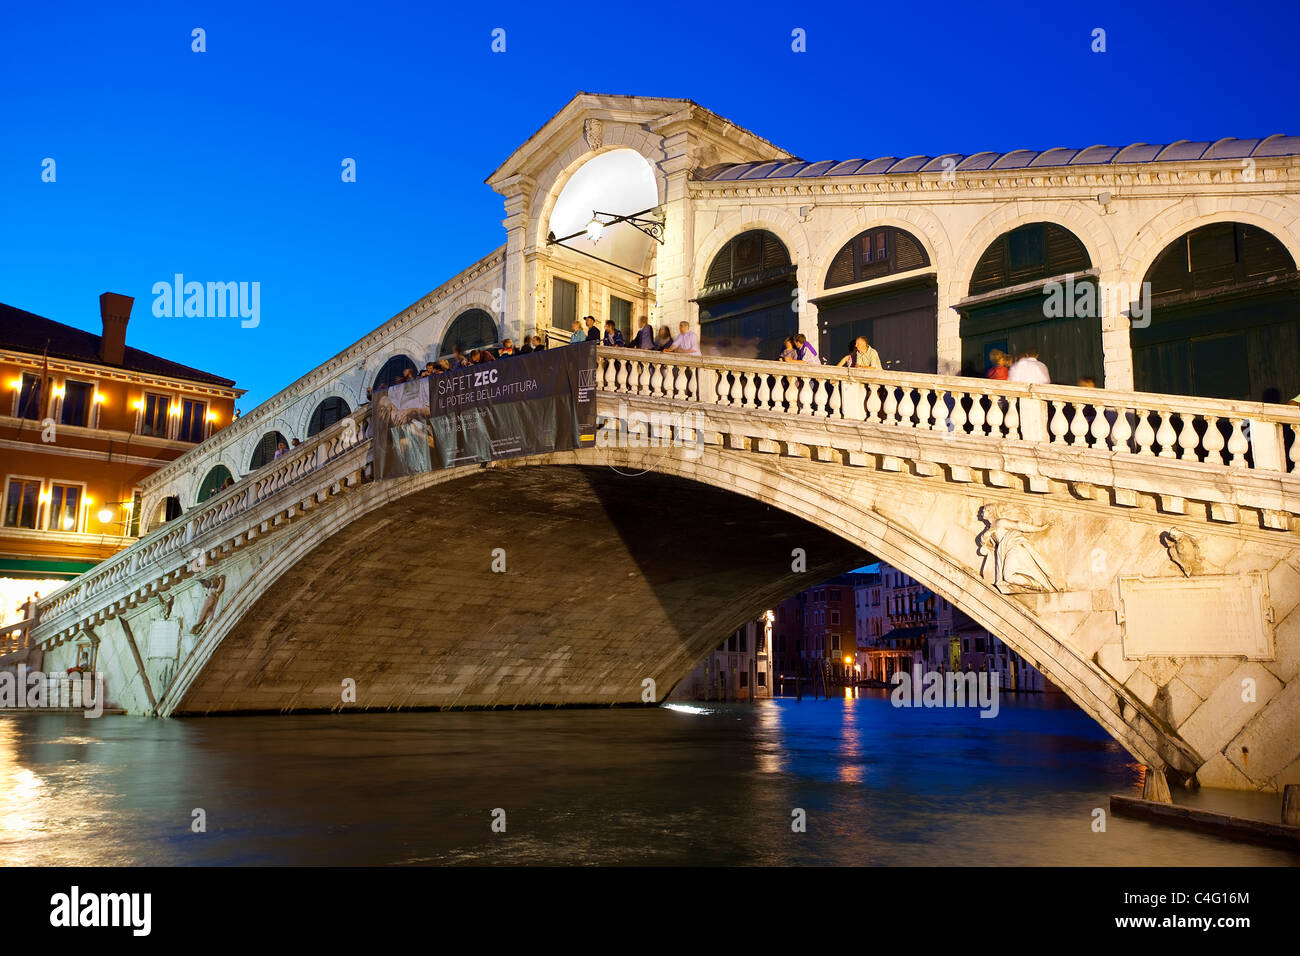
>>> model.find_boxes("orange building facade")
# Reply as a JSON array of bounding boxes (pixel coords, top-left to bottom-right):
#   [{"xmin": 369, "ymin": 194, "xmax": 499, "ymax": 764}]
[{"xmin": 0, "ymin": 293, "xmax": 242, "ymax": 642}]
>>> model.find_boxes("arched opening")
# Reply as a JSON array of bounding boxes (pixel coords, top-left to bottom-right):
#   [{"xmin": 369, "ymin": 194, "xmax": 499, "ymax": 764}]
[
  {"xmin": 697, "ymin": 230, "xmax": 798, "ymax": 360},
  {"xmin": 249, "ymin": 431, "xmax": 288, "ymax": 470},
  {"xmin": 152, "ymin": 495, "xmax": 182, "ymax": 529},
  {"xmin": 307, "ymin": 396, "xmax": 351, "ymax": 437},
  {"xmin": 1134, "ymin": 222, "xmax": 1300, "ymax": 402},
  {"xmin": 197, "ymin": 464, "xmax": 234, "ymax": 502},
  {"xmin": 958, "ymin": 222, "xmax": 1100, "ymax": 385},
  {"xmin": 437, "ymin": 312, "xmax": 497, "ymax": 358},
  {"xmin": 815, "ymin": 226, "xmax": 937, "ymax": 370}
]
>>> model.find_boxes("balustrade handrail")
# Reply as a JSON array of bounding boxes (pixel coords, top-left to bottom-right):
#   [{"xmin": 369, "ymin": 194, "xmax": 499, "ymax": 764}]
[
  {"xmin": 594, "ymin": 347, "xmax": 1300, "ymax": 426},
  {"xmin": 34, "ymin": 410, "xmax": 373, "ymax": 626},
  {"xmin": 595, "ymin": 347, "xmax": 1300, "ymax": 475}
]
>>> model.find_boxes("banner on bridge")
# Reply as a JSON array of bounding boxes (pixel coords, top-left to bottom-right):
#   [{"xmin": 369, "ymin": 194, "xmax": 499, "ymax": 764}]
[{"xmin": 371, "ymin": 342, "xmax": 597, "ymax": 479}]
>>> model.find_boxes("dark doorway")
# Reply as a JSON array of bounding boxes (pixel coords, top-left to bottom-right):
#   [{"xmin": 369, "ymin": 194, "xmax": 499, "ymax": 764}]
[{"xmin": 697, "ymin": 230, "xmax": 798, "ymax": 360}]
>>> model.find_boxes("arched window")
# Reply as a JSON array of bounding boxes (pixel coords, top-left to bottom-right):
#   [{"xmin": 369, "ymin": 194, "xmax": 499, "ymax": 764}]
[
  {"xmin": 1135, "ymin": 222, "xmax": 1299, "ymax": 401},
  {"xmin": 819, "ymin": 227, "xmax": 937, "ymax": 371},
  {"xmin": 372, "ymin": 356, "xmax": 418, "ymax": 391},
  {"xmin": 439, "ymin": 309, "xmax": 498, "ymax": 357},
  {"xmin": 153, "ymin": 495, "xmax": 182, "ymax": 529},
  {"xmin": 825, "ymin": 226, "xmax": 930, "ymax": 290},
  {"xmin": 307, "ymin": 396, "xmax": 351, "ymax": 437},
  {"xmin": 198, "ymin": 464, "xmax": 233, "ymax": 502},
  {"xmin": 968, "ymin": 222, "xmax": 1091, "ymax": 296},
  {"xmin": 959, "ymin": 222, "xmax": 1099, "ymax": 385},
  {"xmin": 249, "ymin": 431, "xmax": 288, "ymax": 470},
  {"xmin": 697, "ymin": 230, "xmax": 797, "ymax": 360}
]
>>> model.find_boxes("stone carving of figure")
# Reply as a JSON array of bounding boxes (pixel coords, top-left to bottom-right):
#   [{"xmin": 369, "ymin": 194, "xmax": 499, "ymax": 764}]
[
  {"xmin": 977, "ymin": 505, "xmax": 1057, "ymax": 594},
  {"xmin": 584, "ymin": 118, "xmax": 603, "ymax": 150},
  {"xmin": 190, "ymin": 574, "xmax": 226, "ymax": 636}
]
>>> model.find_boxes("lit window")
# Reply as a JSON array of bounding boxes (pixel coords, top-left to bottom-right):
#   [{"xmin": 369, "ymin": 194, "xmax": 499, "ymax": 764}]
[
  {"xmin": 179, "ymin": 399, "xmax": 207, "ymax": 443},
  {"xmin": 141, "ymin": 393, "xmax": 169, "ymax": 436},
  {"xmin": 3, "ymin": 479, "xmax": 40, "ymax": 528},
  {"xmin": 48, "ymin": 483, "xmax": 82, "ymax": 532}
]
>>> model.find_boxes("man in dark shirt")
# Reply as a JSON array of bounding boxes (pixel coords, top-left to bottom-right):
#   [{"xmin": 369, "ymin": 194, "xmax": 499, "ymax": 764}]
[
  {"xmin": 629, "ymin": 316, "xmax": 654, "ymax": 349},
  {"xmin": 584, "ymin": 315, "xmax": 600, "ymax": 342}
]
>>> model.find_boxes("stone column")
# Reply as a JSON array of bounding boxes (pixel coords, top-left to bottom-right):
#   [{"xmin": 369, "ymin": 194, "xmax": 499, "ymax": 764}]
[
  {"xmin": 655, "ymin": 130, "xmax": 695, "ymax": 336},
  {"xmin": 1098, "ymin": 266, "xmax": 1135, "ymax": 390},
  {"xmin": 496, "ymin": 174, "xmax": 535, "ymax": 343}
]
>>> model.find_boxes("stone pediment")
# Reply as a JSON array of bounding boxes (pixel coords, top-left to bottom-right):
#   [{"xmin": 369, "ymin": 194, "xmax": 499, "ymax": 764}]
[{"xmin": 484, "ymin": 92, "xmax": 796, "ymax": 191}]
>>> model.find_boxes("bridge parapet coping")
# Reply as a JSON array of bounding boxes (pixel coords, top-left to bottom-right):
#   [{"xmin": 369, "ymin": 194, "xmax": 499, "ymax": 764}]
[{"xmin": 33, "ymin": 412, "xmax": 372, "ymax": 646}]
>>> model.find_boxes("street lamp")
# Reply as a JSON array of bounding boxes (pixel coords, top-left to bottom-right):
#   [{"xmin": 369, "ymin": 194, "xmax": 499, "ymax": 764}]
[{"xmin": 585, "ymin": 216, "xmax": 604, "ymax": 243}]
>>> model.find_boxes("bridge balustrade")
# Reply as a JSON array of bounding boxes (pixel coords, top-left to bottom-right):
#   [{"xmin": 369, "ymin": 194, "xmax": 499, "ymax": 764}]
[{"xmin": 596, "ymin": 350, "xmax": 1300, "ymax": 474}]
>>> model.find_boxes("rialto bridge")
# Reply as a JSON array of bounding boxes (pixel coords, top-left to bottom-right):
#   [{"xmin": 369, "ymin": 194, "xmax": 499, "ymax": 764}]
[{"xmin": 9, "ymin": 93, "xmax": 1300, "ymax": 796}]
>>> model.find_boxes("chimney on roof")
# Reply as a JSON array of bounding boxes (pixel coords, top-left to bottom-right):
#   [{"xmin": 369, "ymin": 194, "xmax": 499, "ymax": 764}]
[{"xmin": 98, "ymin": 292, "xmax": 133, "ymax": 366}]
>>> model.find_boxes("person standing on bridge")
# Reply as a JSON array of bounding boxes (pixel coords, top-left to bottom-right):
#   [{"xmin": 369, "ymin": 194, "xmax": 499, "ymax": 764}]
[
  {"xmin": 793, "ymin": 333, "xmax": 819, "ymax": 364},
  {"xmin": 986, "ymin": 349, "xmax": 1012, "ymax": 380},
  {"xmin": 1007, "ymin": 349, "xmax": 1051, "ymax": 384},
  {"xmin": 603, "ymin": 320, "xmax": 625, "ymax": 348},
  {"xmin": 837, "ymin": 336, "xmax": 882, "ymax": 370},
  {"xmin": 569, "ymin": 318, "xmax": 585, "ymax": 344},
  {"xmin": 664, "ymin": 321, "xmax": 701, "ymax": 355},
  {"xmin": 630, "ymin": 316, "xmax": 655, "ymax": 349},
  {"xmin": 584, "ymin": 315, "xmax": 601, "ymax": 343}
]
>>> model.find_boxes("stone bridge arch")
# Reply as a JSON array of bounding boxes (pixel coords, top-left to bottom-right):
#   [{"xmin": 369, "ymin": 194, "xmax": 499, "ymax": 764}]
[{"xmin": 153, "ymin": 445, "xmax": 1194, "ymax": 782}]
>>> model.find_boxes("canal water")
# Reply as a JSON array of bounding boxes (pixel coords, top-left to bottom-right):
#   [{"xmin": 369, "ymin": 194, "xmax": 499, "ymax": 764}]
[{"xmin": 0, "ymin": 691, "xmax": 1293, "ymax": 866}]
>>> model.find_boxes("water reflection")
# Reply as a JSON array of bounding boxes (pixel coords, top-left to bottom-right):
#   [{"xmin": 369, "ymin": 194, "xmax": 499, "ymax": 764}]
[{"xmin": 0, "ymin": 696, "xmax": 1293, "ymax": 866}]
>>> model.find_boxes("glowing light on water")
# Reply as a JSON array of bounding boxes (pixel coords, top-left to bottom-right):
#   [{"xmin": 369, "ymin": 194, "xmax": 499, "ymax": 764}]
[{"xmin": 662, "ymin": 703, "xmax": 711, "ymax": 715}]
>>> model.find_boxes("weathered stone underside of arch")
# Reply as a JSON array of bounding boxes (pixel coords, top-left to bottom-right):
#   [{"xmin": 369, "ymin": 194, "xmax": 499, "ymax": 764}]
[{"xmin": 173, "ymin": 465, "xmax": 867, "ymax": 714}]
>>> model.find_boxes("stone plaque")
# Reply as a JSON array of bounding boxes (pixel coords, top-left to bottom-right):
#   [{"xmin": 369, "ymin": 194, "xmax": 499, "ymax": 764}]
[
  {"xmin": 1118, "ymin": 572, "xmax": 1273, "ymax": 660},
  {"xmin": 144, "ymin": 618, "xmax": 183, "ymax": 660}
]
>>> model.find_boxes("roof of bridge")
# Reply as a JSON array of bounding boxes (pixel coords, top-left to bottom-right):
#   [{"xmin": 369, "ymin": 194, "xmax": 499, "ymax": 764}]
[
  {"xmin": 0, "ymin": 302, "xmax": 237, "ymax": 387},
  {"xmin": 694, "ymin": 135, "xmax": 1300, "ymax": 180}
]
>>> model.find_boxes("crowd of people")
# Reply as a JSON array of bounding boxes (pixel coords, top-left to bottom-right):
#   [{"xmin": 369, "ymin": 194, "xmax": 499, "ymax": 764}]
[{"xmin": 567, "ymin": 314, "xmax": 702, "ymax": 355}]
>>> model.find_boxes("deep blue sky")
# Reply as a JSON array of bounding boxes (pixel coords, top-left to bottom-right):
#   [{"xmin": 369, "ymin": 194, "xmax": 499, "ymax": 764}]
[{"xmin": 2, "ymin": 1, "xmax": 1297, "ymax": 409}]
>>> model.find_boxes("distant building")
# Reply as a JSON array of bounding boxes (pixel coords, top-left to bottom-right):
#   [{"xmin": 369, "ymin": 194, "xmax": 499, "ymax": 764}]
[
  {"xmin": 670, "ymin": 612, "xmax": 773, "ymax": 701},
  {"xmin": 856, "ymin": 562, "xmax": 1057, "ymax": 692},
  {"xmin": 0, "ymin": 294, "xmax": 242, "ymax": 659}
]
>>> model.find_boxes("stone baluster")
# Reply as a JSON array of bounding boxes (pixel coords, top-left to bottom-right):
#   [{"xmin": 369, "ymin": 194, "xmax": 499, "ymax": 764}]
[
  {"xmin": 1201, "ymin": 416, "xmax": 1226, "ymax": 465},
  {"xmin": 948, "ymin": 392, "xmax": 967, "ymax": 436},
  {"xmin": 898, "ymin": 388, "xmax": 915, "ymax": 427},
  {"xmin": 676, "ymin": 366, "xmax": 691, "ymax": 401},
  {"xmin": 742, "ymin": 372, "xmax": 757, "ymax": 408},
  {"xmin": 865, "ymin": 384, "xmax": 882, "ymax": 423},
  {"xmin": 985, "ymin": 394, "xmax": 1003, "ymax": 437},
  {"xmin": 1176, "ymin": 414, "xmax": 1200, "ymax": 461},
  {"xmin": 798, "ymin": 377, "xmax": 815, "ymax": 416},
  {"xmin": 828, "ymin": 381, "xmax": 842, "ymax": 418},
  {"xmin": 968, "ymin": 393, "xmax": 987, "ymax": 436},
  {"xmin": 1130, "ymin": 410, "xmax": 1153, "ymax": 457},
  {"xmin": 771, "ymin": 375, "xmax": 786, "ymax": 412},
  {"xmin": 1289, "ymin": 425, "xmax": 1300, "ymax": 473},
  {"xmin": 916, "ymin": 389, "xmax": 933, "ymax": 430},
  {"xmin": 1090, "ymin": 404, "xmax": 1112, "ymax": 448},
  {"xmin": 650, "ymin": 363, "xmax": 664, "ymax": 398},
  {"xmin": 1227, "ymin": 419, "xmax": 1249, "ymax": 468},
  {"xmin": 1069, "ymin": 405, "xmax": 1089, "ymax": 446},
  {"xmin": 615, "ymin": 360, "xmax": 629, "ymax": 393},
  {"xmin": 1155, "ymin": 411, "xmax": 1178, "ymax": 459},
  {"xmin": 1004, "ymin": 398, "xmax": 1020, "ymax": 439},
  {"xmin": 1048, "ymin": 401, "xmax": 1069, "ymax": 444},
  {"xmin": 757, "ymin": 374, "xmax": 771, "ymax": 411},
  {"xmin": 882, "ymin": 386, "xmax": 898, "ymax": 425}
]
